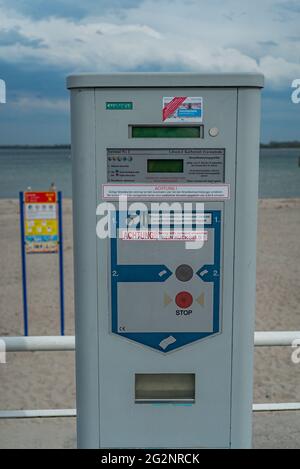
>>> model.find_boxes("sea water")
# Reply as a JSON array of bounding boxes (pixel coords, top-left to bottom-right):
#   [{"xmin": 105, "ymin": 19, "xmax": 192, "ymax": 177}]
[{"xmin": 0, "ymin": 147, "xmax": 299, "ymax": 199}]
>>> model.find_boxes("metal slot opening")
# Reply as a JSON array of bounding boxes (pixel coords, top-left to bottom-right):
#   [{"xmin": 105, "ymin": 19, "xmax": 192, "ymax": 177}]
[
  {"xmin": 135, "ymin": 373, "xmax": 195, "ymax": 403},
  {"xmin": 129, "ymin": 125, "xmax": 203, "ymax": 138}
]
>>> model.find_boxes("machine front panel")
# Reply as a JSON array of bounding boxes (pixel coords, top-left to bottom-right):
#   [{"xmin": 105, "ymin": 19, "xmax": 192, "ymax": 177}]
[{"xmin": 94, "ymin": 86, "xmax": 238, "ymax": 448}]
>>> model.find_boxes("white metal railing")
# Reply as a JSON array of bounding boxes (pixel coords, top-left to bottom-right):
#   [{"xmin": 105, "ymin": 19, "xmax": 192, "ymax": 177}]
[
  {"xmin": 254, "ymin": 331, "xmax": 300, "ymax": 347},
  {"xmin": 0, "ymin": 409, "xmax": 76, "ymax": 419},
  {"xmin": 2, "ymin": 331, "xmax": 300, "ymax": 352},
  {"xmin": 1, "ymin": 332, "xmax": 300, "ymax": 419},
  {"xmin": 1, "ymin": 402, "xmax": 300, "ymax": 419},
  {"xmin": 2, "ymin": 335, "xmax": 75, "ymax": 352}
]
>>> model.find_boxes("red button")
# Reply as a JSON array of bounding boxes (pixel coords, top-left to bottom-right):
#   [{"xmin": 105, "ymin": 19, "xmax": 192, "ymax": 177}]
[{"xmin": 175, "ymin": 291, "xmax": 193, "ymax": 308}]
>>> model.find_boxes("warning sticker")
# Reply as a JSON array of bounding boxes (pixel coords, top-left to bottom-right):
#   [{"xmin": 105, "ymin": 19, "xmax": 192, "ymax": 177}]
[
  {"xmin": 120, "ymin": 230, "xmax": 208, "ymax": 242},
  {"xmin": 162, "ymin": 97, "xmax": 203, "ymax": 123},
  {"xmin": 102, "ymin": 183, "xmax": 230, "ymax": 200}
]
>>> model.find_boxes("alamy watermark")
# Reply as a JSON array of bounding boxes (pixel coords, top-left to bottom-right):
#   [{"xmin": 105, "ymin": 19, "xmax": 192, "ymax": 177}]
[
  {"xmin": 96, "ymin": 196, "xmax": 207, "ymax": 250},
  {"xmin": 0, "ymin": 339, "xmax": 6, "ymax": 364},
  {"xmin": 291, "ymin": 339, "xmax": 300, "ymax": 364},
  {"xmin": 291, "ymin": 79, "xmax": 300, "ymax": 104}
]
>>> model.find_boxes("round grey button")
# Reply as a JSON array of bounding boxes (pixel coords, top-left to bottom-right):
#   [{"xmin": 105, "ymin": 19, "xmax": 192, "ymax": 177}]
[
  {"xmin": 175, "ymin": 264, "xmax": 194, "ymax": 282},
  {"xmin": 209, "ymin": 127, "xmax": 219, "ymax": 137}
]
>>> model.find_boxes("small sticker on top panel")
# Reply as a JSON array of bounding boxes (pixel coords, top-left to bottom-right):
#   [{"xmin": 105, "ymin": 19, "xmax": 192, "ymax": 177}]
[
  {"xmin": 106, "ymin": 102, "xmax": 133, "ymax": 110},
  {"xmin": 162, "ymin": 96, "xmax": 203, "ymax": 123}
]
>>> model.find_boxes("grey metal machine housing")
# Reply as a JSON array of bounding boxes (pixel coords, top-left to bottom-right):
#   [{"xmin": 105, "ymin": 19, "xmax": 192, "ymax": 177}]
[{"xmin": 67, "ymin": 73, "xmax": 263, "ymax": 448}]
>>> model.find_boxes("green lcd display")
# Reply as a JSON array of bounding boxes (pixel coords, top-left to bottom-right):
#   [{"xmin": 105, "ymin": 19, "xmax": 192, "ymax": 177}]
[
  {"xmin": 131, "ymin": 126, "xmax": 201, "ymax": 138},
  {"xmin": 147, "ymin": 159, "xmax": 184, "ymax": 173}
]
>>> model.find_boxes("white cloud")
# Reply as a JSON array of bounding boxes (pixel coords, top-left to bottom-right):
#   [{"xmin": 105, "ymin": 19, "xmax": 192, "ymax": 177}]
[
  {"xmin": 260, "ymin": 56, "xmax": 300, "ymax": 87},
  {"xmin": 0, "ymin": 0, "xmax": 299, "ymax": 87},
  {"xmin": 10, "ymin": 96, "xmax": 69, "ymax": 112}
]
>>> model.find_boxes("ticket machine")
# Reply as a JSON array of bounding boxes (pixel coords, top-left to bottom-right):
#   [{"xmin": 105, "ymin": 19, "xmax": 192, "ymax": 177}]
[{"xmin": 67, "ymin": 73, "xmax": 263, "ymax": 448}]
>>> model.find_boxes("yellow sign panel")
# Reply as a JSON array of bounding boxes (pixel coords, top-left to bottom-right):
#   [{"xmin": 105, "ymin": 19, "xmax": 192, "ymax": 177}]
[{"xmin": 25, "ymin": 219, "xmax": 58, "ymax": 237}]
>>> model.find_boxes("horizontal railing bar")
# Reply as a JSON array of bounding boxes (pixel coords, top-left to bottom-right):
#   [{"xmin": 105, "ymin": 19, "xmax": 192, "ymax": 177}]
[
  {"xmin": 253, "ymin": 402, "xmax": 300, "ymax": 412},
  {"xmin": 0, "ymin": 409, "xmax": 76, "ymax": 419},
  {"xmin": 254, "ymin": 331, "xmax": 300, "ymax": 347},
  {"xmin": 1, "ymin": 403, "xmax": 300, "ymax": 419},
  {"xmin": 1, "ymin": 336, "xmax": 75, "ymax": 351},
  {"xmin": 1, "ymin": 331, "xmax": 300, "ymax": 352}
]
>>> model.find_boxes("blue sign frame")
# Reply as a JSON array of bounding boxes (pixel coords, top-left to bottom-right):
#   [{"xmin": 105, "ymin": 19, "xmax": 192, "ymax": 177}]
[{"xmin": 19, "ymin": 191, "xmax": 65, "ymax": 336}]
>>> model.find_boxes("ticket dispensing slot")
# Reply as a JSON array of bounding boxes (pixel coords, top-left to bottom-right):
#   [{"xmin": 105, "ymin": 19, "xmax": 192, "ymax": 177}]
[
  {"xmin": 129, "ymin": 125, "xmax": 204, "ymax": 138},
  {"xmin": 135, "ymin": 373, "xmax": 195, "ymax": 403}
]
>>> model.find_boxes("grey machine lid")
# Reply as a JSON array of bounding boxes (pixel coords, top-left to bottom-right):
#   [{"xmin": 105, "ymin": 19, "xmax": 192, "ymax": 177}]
[{"xmin": 67, "ymin": 72, "xmax": 264, "ymax": 89}]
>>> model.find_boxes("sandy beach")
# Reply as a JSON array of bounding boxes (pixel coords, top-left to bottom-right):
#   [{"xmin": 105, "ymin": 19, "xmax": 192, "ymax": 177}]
[{"xmin": 0, "ymin": 198, "xmax": 299, "ymax": 448}]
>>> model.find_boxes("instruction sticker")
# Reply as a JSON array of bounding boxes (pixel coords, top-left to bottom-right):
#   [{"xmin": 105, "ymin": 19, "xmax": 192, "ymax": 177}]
[{"xmin": 162, "ymin": 96, "xmax": 203, "ymax": 123}]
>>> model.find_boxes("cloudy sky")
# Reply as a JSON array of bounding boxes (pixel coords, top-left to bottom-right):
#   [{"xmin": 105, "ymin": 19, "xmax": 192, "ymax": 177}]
[{"xmin": 0, "ymin": 0, "xmax": 299, "ymax": 144}]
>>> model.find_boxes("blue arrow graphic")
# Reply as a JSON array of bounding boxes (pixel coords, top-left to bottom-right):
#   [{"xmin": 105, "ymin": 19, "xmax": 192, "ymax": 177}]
[
  {"xmin": 196, "ymin": 264, "xmax": 219, "ymax": 282},
  {"xmin": 115, "ymin": 265, "xmax": 172, "ymax": 282}
]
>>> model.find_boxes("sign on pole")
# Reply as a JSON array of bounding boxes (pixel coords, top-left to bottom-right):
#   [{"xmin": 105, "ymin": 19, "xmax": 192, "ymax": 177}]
[
  {"xmin": 24, "ymin": 191, "xmax": 58, "ymax": 253},
  {"xmin": 19, "ymin": 190, "xmax": 65, "ymax": 336}
]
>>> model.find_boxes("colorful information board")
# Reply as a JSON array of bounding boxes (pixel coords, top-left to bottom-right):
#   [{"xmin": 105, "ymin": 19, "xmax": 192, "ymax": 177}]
[
  {"xmin": 19, "ymin": 190, "xmax": 65, "ymax": 336},
  {"xmin": 24, "ymin": 191, "xmax": 58, "ymax": 253}
]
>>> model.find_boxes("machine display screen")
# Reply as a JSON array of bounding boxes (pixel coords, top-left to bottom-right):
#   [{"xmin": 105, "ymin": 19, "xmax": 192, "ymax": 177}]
[
  {"xmin": 147, "ymin": 159, "xmax": 184, "ymax": 173},
  {"xmin": 131, "ymin": 126, "xmax": 201, "ymax": 138}
]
